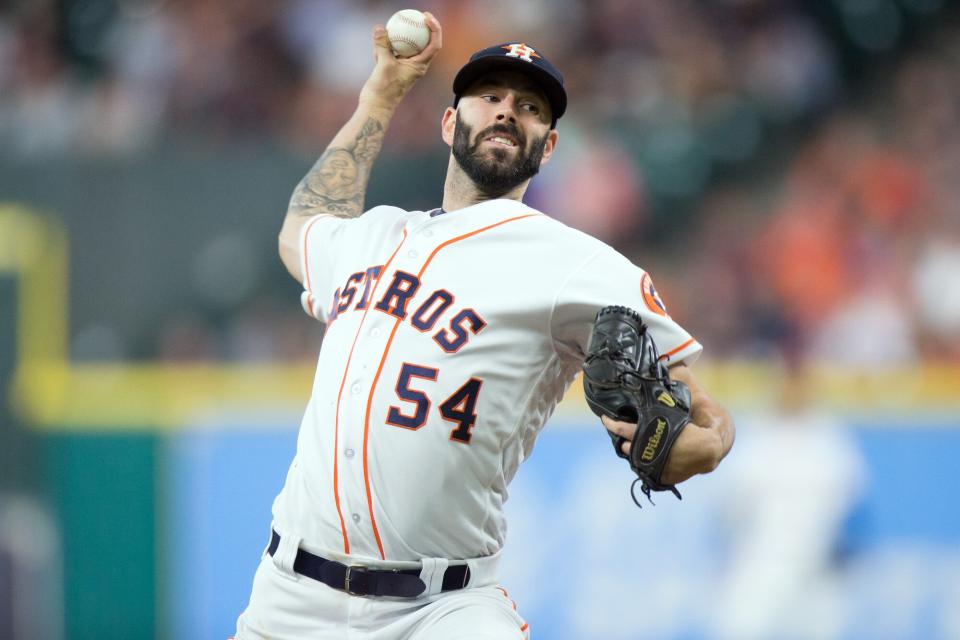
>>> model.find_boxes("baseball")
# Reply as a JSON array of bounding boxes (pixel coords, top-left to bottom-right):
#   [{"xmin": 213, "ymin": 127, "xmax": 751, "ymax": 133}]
[{"xmin": 385, "ymin": 9, "xmax": 431, "ymax": 58}]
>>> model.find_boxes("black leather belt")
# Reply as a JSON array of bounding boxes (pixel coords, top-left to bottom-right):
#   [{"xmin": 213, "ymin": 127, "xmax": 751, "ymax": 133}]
[{"xmin": 267, "ymin": 530, "xmax": 470, "ymax": 598}]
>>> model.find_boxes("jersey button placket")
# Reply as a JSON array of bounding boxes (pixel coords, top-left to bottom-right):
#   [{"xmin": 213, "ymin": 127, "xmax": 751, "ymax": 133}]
[
  {"xmin": 334, "ymin": 282, "xmax": 394, "ymax": 558},
  {"xmin": 338, "ymin": 367, "xmax": 365, "ymax": 545},
  {"xmin": 342, "ymin": 238, "xmax": 421, "ymax": 557}
]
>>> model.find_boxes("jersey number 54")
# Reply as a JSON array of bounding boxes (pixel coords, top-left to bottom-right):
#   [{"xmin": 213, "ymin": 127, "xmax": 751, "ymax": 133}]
[{"xmin": 386, "ymin": 363, "xmax": 483, "ymax": 444}]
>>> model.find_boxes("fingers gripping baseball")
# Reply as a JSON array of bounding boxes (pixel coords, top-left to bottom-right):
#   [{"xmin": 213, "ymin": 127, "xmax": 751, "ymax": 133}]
[
  {"xmin": 405, "ymin": 12, "xmax": 442, "ymax": 62},
  {"xmin": 362, "ymin": 13, "xmax": 442, "ymax": 110}
]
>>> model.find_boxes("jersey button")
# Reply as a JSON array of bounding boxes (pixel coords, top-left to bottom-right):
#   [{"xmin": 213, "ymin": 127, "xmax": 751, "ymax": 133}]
[
  {"xmin": 344, "ymin": 448, "xmax": 354, "ymax": 458},
  {"xmin": 371, "ymin": 328, "xmax": 381, "ymax": 338},
  {"xmin": 423, "ymin": 229, "xmax": 434, "ymax": 238},
  {"xmin": 407, "ymin": 249, "xmax": 419, "ymax": 258},
  {"xmin": 351, "ymin": 383, "xmax": 362, "ymax": 395},
  {"xmin": 351, "ymin": 513, "xmax": 361, "ymax": 523}
]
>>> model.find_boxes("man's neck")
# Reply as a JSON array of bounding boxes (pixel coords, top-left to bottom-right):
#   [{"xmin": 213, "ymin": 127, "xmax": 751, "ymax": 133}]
[{"xmin": 441, "ymin": 156, "xmax": 529, "ymax": 212}]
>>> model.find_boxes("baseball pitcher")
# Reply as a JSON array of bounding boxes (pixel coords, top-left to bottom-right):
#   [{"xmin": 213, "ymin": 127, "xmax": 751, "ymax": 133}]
[{"xmin": 234, "ymin": 12, "xmax": 735, "ymax": 640}]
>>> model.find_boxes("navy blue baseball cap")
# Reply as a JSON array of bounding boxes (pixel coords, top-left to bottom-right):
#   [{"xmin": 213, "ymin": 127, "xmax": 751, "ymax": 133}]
[{"xmin": 453, "ymin": 42, "xmax": 567, "ymax": 128}]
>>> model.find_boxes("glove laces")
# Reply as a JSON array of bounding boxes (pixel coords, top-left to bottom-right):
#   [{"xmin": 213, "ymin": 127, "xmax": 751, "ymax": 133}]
[{"xmin": 630, "ymin": 478, "xmax": 682, "ymax": 509}]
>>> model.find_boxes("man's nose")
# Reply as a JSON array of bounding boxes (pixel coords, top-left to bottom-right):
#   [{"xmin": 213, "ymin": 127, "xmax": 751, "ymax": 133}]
[{"xmin": 494, "ymin": 96, "xmax": 519, "ymax": 123}]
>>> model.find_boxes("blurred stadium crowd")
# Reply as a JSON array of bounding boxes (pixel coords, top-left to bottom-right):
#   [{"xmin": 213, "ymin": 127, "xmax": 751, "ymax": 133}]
[{"xmin": 1, "ymin": 0, "xmax": 958, "ymax": 364}]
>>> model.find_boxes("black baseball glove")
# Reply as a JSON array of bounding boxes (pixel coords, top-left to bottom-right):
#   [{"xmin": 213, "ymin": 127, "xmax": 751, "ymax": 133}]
[{"xmin": 582, "ymin": 305, "xmax": 692, "ymax": 507}]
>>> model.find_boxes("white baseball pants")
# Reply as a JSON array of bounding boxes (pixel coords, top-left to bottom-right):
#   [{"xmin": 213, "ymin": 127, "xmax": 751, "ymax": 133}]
[{"xmin": 234, "ymin": 554, "xmax": 530, "ymax": 640}]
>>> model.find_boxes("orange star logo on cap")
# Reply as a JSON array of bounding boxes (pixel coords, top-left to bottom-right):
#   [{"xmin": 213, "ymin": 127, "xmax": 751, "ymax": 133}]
[{"xmin": 501, "ymin": 43, "xmax": 541, "ymax": 63}]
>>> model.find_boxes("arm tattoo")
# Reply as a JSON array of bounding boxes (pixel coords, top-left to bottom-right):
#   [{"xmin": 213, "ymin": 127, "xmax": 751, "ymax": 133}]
[{"xmin": 289, "ymin": 117, "xmax": 386, "ymax": 219}]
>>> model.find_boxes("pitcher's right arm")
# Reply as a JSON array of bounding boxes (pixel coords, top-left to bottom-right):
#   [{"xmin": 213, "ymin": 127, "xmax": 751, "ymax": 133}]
[{"xmin": 279, "ymin": 15, "xmax": 442, "ymax": 283}]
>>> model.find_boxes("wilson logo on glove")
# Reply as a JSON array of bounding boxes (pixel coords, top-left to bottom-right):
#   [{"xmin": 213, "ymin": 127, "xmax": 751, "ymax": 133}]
[{"xmin": 641, "ymin": 418, "xmax": 667, "ymax": 462}]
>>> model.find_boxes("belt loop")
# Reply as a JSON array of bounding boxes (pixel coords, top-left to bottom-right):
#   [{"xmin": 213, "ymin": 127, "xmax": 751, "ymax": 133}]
[
  {"xmin": 270, "ymin": 530, "xmax": 302, "ymax": 580},
  {"xmin": 419, "ymin": 557, "xmax": 449, "ymax": 596}
]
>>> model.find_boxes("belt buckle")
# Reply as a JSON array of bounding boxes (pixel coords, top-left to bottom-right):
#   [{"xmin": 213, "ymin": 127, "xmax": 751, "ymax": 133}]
[{"xmin": 344, "ymin": 565, "xmax": 367, "ymax": 596}]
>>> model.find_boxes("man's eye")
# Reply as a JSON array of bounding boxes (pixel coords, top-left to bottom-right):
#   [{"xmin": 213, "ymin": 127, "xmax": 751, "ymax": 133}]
[
  {"xmin": 482, "ymin": 95, "xmax": 499, "ymax": 102},
  {"xmin": 522, "ymin": 103, "xmax": 540, "ymax": 114}
]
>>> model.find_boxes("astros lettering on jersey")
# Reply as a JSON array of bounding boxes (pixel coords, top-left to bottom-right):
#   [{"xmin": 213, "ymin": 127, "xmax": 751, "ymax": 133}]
[{"xmin": 272, "ymin": 198, "xmax": 701, "ymax": 565}]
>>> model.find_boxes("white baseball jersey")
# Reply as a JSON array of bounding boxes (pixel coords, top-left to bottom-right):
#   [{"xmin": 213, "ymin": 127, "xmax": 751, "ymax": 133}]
[{"xmin": 271, "ymin": 198, "xmax": 701, "ymax": 565}]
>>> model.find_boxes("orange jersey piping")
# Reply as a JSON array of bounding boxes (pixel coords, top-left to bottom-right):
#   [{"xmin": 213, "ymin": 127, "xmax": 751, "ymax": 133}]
[
  {"xmin": 659, "ymin": 337, "xmax": 697, "ymax": 361},
  {"xmin": 301, "ymin": 215, "xmax": 330, "ymax": 295}
]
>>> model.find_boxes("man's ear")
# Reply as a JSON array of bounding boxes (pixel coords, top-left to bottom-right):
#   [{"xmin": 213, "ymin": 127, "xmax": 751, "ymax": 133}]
[
  {"xmin": 441, "ymin": 107, "xmax": 457, "ymax": 147},
  {"xmin": 538, "ymin": 129, "xmax": 560, "ymax": 166}
]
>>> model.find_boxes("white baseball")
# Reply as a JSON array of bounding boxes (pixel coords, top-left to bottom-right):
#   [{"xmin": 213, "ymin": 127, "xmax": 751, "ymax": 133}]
[{"xmin": 385, "ymin": 9, "xmax": 430, "ymax": 58}]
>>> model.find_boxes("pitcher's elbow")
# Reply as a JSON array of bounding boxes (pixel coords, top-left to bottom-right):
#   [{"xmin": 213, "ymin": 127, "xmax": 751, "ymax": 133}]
[
  {"xmin": 278, "ymin": 231, "xmax": 303, "ymax": 283},
  {"xmin": 700, "ymin": 432, "xmax": 725, "ymax": 474}
]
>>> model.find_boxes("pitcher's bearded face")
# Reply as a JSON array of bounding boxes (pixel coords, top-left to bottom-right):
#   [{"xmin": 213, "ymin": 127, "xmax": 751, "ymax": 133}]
[{"xmin": 451, "ymin": 112, "xmax": 550, "ymax": 196}]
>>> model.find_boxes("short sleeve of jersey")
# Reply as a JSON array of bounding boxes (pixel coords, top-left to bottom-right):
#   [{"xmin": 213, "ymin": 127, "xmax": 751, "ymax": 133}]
[
  {"xmin": 297, "ymin": 206, "xmax": 398, "ymax": 323},
  {"xmin": 550, "ymin": 246, "xmax": 702, "ymax": 367}
]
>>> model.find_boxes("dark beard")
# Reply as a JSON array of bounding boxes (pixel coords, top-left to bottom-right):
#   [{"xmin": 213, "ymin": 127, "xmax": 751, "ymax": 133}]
[{"xmin": 451, "ymin": 113, "xmax": 549, "ymax": 197}]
